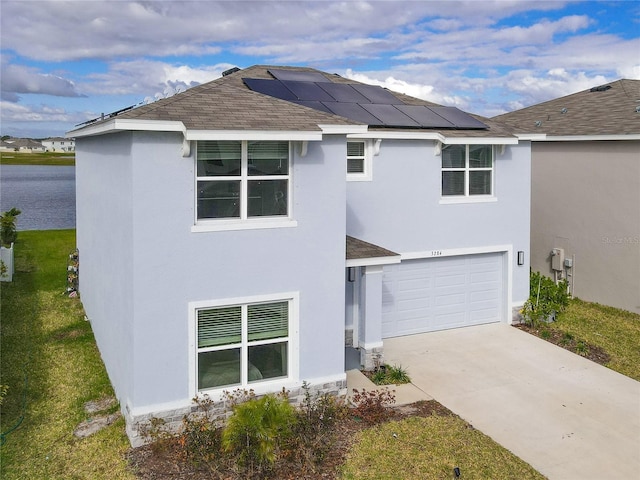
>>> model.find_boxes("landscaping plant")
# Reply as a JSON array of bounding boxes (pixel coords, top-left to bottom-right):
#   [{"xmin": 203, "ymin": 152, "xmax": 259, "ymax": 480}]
[
  {"xmin": 0, "ymin": 207, "xmax": 21, "ymax": 246},
  {"xmin": 521, "ymin": 270, "xmax": 569, "ymax": 326},
  {"xmin": 221, "ymin": 391, "xmax": 296, "ymax": 472},
  {"xmin": 350, "ymin": 388, "xmax": 396, "ymax": 425}
]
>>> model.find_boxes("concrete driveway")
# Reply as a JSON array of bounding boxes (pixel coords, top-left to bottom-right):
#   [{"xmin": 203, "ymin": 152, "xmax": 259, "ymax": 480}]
[{"xmin": 383, "ymin": 323, "xmax": 640, "ymax": 480}]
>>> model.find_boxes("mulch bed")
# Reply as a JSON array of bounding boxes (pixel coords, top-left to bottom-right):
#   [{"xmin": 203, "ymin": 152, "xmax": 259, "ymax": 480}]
[
  {"xmin": 126, "ymin": 400, "xmax": 455, "ymax": 479},
  {"xmin": 515, "ymin": 323, "xmax": 611, "ymax": 365}
]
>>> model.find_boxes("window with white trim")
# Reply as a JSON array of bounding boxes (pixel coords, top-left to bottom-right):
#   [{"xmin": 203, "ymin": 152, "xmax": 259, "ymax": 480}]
[
  {"xmin": 347, "ymin": 140, "xmax": 372, "ymax": 181},
  {"xmin": 196, "ymin": 299, "xmax": 291, "ymax": 391},
  {"xmin": 196, "ymin": 141, "xmax": 290, "ymax": 220},
  {"xmin": 441, "ymin": 145, "xmax": 493, "ymax": 197}
]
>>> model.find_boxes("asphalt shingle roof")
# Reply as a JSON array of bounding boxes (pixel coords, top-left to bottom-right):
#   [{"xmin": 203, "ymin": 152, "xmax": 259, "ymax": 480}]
[
  {"xmin": 71, "ymin": 65, "xmax": 515, "ymax": 138},
  {"xmin": 346, "ymin": 236, "xmax": 399, "ymax": 261},
  {"xmin": 493, "ymin": 79, "xmax": 640, "ymax": 136}
]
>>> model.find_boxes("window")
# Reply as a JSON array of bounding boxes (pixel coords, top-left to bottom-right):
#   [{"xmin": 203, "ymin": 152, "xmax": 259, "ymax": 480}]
[
  {"xmin": 196, "ymin": 299, "xmax": 292, "ymax": 391},
  {"xmin": 197, "ymin": 141, "xmax": 290, "ymax": 221},
  {"xmin": 347, "ymin": 140, "xmax": 372, "ymax": 181},
  {"xmin": 442, "ymin": 145, "xmax": 493, "ymax": 197}
]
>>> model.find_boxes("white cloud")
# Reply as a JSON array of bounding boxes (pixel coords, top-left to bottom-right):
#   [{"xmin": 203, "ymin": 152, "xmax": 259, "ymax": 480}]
[
  {"xmin": 0, "ymin": 100, "xmax": 89, "ymax": 123},
  {"xmin": 1, "ymin": 63, "xmax": 86, "ymax": 101},
  {"xmin": 81, "ymin": 60, "xmax": 234, "ymax": 96}
]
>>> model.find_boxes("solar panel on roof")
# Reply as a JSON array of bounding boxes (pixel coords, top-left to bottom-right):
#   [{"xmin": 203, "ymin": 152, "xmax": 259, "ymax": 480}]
[
  {"xmin": 281, "ymin": 80, "xmax": 336, "ymax": 102},
  {"xmin": 292, "ymin": 100, "xmax": 334, "ymax": 114},
  {"xmin": 359, "ymin": 104, "xmax": 420, "ymax": 127},
  {"xmin": 316, "ymin": 83, "xmax": 371, "ymax": 103},
  {"xmin": 351, "ymin": 84, "xmax": 400, "ymax": 104},
  {"xmin": 268, "ymin": 69, "xmax": 329, "ymax": 83},
  {"xmin": 243, "ymin": 78, "xmax": 297, "ymax": 101},
  {"xmin": 429, "ymin": 107, "xmax": 488, "ymax": 129},
  {"xmin": 395, "ymin": 105, "xmax": 456, "ymax": 128},
  {"xmin": 323, "ymin": 102, "xmax": 383, "ymax": 125}
]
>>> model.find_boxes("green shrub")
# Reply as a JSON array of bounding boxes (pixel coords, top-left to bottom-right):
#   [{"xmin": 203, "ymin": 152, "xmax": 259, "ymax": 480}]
[
  {"xmin": 222, "ymin": 392, "xmax": 295, "ymax": 471},
  {"xmin": 369, "ymin": 364, "xmax": 411, "ymax": 385},
  {"xmin": 522, "ymin": 271, "xmax": 569, "ymax": 326},
  {"xmin": 0, "ymin": 208, "xmax": 21, "ymax": 246}
]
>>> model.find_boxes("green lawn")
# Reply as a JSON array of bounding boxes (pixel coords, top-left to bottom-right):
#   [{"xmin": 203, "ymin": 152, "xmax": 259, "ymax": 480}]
[
  {"xmin": 0, "ymin": 230, "xmax": 134, "ymax": 479},
  {"xmin": 553, "ymin": 298, "xmax": 640, "ymax": 381},
  {"xmin": 0, "ymin": 151, "xmax": 75, "ymax": 166}
]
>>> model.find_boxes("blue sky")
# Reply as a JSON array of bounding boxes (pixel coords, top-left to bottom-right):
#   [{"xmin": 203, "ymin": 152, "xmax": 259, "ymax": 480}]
[{"xmin": 1, "ymin": 0, "xmax": 639, "ymax": 138}]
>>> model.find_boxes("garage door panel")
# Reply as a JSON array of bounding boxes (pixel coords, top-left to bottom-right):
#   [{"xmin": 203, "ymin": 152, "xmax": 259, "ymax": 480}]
[{"xmin": 382, "ymin": 253, "xmax": 504, "ymax": 337}]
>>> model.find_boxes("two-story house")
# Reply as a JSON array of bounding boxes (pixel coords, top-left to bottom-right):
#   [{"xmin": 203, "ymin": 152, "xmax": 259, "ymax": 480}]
[
  {"xmin": 67, "ymin": 65, "xmax": 531, "ymax": 445},
  {"xmin": 495, "ymin": 80, "xmax": 640, "ymax": 314}
]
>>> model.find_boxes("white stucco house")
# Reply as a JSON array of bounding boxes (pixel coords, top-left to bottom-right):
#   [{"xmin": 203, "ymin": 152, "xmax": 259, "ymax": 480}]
[
  {"xmin": 495, "ymin": 80, "xmax": 640, "ymax": 314},
  {"xmin": 67, "ymin": 65, "xmax": 531, "ymax": 445},
  {"xmin": 42, "ymin": 137, "xmax": 75, "ymax": 152}
]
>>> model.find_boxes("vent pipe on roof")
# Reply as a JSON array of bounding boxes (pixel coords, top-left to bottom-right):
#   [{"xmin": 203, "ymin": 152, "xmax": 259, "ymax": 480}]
[
  {"xmin": 590, "ymin": 85, "xmax": 611, "ymax": 92},
  {"xmin": 222, "ymin": 67, "xmax": 241, "ymax": 77}
]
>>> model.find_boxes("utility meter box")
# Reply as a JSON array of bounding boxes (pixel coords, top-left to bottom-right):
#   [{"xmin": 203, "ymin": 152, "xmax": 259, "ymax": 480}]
[{"xmin": 551, "ymin": 248, "xmax": 565, "ymax": 271}]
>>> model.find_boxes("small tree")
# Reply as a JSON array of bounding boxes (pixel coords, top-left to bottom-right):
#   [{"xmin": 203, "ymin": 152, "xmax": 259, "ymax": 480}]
[{"xmin": 0, "ymin": 208, "xmax": 21, "ymax": 247}]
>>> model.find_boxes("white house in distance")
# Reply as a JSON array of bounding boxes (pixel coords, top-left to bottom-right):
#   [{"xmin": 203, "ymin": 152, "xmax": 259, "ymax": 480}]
[
  {"xmin": 495, "ymin": 80, "xmax": 640, "ymax": 314},
  {"xmin": 67, "ymin": 65, "xmax": 531, "ymax": 446},
  {"xmin": 42, "ymin": 137, "xmax": 75, "ymax": 152}
]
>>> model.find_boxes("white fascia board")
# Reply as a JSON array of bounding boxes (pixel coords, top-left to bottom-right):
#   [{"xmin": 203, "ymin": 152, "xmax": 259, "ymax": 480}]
[
  {"xmin": 442, "ymin": 136, "xmax": 519, "ymax": 145},
  {"xmin": 536, "ymin": 134, "xmax": 640, "ymax": 142},
  {"xmin": 348, "ymin": 131, "xmax": 444, "ymax": 141},
  {"xmin": 346, "ymin": 255, "xmax": 402, "ymax": 267},
  {"xmin": 185, "ymin": 130, "xmax": 323, "ymax": 141},
  {"xmin": 516, "ymin": 133, "xmax": 547, "ymax": 141},
  {"xmin": 67, "ymin": 119, "xmax": 186, "ymax": 138},
  {"xmin": 319, "ymin": 124, "xmax": 368, "ymax": 135}
]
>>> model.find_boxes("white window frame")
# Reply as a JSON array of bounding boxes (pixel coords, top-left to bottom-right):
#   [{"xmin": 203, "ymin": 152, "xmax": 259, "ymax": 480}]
[
  {"xmin": 193, "ymin": 141, "xmax": 297, "ymax": 232},
  {"xmin": 189, "ymin": 292, "xmax": 299, "ymax": 397},
  {"xmin": 440, "ymin": 144, "xmax": 496, "ymax": 204},
  {"xmin": 347, "ymin": 140, "xmax": 372, "ymax": 182}
]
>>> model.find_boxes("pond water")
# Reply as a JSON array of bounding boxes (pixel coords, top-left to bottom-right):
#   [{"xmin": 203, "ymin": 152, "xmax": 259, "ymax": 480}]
[{"xmin": 0, "ymin": 165, "xmax": 76, "ymax": 230}]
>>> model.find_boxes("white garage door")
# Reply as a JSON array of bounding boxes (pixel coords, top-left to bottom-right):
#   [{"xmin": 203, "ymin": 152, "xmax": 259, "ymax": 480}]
[{"xmin": 382, "ymin": 253, "xmax": 504, "ymax": 337}]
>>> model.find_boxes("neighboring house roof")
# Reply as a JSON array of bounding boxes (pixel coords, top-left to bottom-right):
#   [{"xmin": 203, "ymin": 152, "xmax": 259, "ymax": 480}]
[
  {"xmin": 2, "ymin": 138, "xmax": 44, "ymax": 148},
  {"xmin": 69, "ymin": 65, "xmax": 516, "ymax": 140},
  {"xmin": 493, "ymin": 79, "xmax": 640, "ymax": 137},
  {"xmin": 346, "ymin": 236, "xmax": 400, "ymax": 267}
]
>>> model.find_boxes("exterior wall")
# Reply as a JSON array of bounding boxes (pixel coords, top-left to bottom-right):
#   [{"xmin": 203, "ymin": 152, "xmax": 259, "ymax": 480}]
[
  {"xmin": 530, "ymin": 141, "xmax": 640, "ymax": 313},
  {"xmin": 346, "ymin": 139, "xmax": 531, "ymax": 309},
  {"xmin": 76, "ymin": 132, "xmax": 136, "ymax": 408},
  {"xmin": 122, "ymin": 132, "xmax": 348, "ymax": 422}
]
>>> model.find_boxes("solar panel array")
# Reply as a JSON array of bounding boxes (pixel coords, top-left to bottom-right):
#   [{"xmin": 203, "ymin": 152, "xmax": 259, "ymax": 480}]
[{"xmin": 241, "ymin": 70, "xmax": 488, "ymax": 129}]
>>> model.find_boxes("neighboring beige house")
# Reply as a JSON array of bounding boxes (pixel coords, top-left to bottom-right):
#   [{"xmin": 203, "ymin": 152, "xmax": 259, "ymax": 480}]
[
  {"xmin": 0, "ymin": 138, "xmax": 46, "ymax": 152},
  {"xmin": 42, "ymin": 137, "xmax": 75, "ymax": 152},
  {"xmin": 495, "ymin": 79, "xmax": 640, "ymax": 314}
]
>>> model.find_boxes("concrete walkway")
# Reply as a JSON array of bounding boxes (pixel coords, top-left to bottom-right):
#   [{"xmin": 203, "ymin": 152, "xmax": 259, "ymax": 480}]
[{"xmin": 382, "ymin": 323, "xmax": 640, "ymax": 480}]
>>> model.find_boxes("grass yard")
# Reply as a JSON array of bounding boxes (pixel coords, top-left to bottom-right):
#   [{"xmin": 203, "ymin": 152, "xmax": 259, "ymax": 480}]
[
  {"xmin": 341, "ymin": 416, "xmax": 544, "ymax": 480},
  {"xmin": 553, "ymin": 298, "xmax": 640, "ymax": 381},
  {"xmin": 0, "ymin": 151, "xmax": 75, "ymax": 166},
  {"xmin": 0, "ymin": 230, "xmax": 134, "ymax": 480}
]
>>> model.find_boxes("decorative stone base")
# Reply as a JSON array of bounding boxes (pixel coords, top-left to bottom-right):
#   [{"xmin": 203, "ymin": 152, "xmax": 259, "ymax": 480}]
[
  {"xmin": 360, "ymin": 346, "xmax": 384, "ymax": 371},
  {"xmin": 345, "ymin": 328, "xmax": 353, "ymax": 346},
  {"xmin": 125, "ymin": 378, "xmax": 348, "ymax": 447}
]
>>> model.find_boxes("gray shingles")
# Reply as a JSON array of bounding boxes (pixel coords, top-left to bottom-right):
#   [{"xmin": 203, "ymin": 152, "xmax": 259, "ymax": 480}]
[
  {"xmin": 346, "ymin": 236, "xmax": 399, "ymax": 260},
  {"xmin": 493, "ymin": 79, "xmax": 640, "ymax": 136}
]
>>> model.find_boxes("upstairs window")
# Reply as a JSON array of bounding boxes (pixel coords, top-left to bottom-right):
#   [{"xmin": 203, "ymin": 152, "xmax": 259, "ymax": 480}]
[
  {"xmin": 347, "ymin": 140, "xmax": 372, "ymax": 181},
  {"xmin": 197, "ymin": 141, "xmax": 290, "ymax": 220},
  {"xmin": 442, "ymin": 145, "xmax": 493, "ymax": 197}
]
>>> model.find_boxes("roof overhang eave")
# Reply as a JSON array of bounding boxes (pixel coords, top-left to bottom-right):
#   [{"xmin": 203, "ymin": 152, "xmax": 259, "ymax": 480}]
[
  {"xmin": 348, "ymin": 130, "xmax": 518, "ymax": 144},
  {"xmin": 346, "ymin": 255, "xmax": 402, "ymax": 267},
  {"xmin": 67, "ymin": 118, "xmax": 331, "ymax": 141},
  {"xmin": 530, "ymin": 134, "xmax": 640, "ymax": 142}
]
